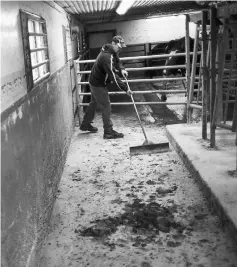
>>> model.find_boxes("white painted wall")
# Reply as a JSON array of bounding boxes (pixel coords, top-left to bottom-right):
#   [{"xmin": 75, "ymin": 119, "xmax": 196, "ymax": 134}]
[
  {"xmin": 86, "ymin": 15, "xmax": 197, "ymax": 46},
  {"xmin": 1, "ymin": 1, "xmax": 81, "ymax": 112}
]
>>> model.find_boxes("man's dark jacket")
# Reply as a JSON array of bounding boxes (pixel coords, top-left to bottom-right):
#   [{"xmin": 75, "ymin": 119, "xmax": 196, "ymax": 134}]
[{"xmin": 89, "ymin": 44, "xmax": 128, "ymax": 92}]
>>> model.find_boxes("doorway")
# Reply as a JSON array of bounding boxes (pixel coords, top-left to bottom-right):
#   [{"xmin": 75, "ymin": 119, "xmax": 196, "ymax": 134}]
[{"xmin": 87, "ymin": 30, "xmax": 116, "ymax": 58}]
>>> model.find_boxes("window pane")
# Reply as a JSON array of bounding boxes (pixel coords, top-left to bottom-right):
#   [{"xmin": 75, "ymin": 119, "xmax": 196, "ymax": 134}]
[
  {"xmin": 35, "ymin": 21, "xmax": 40, "ymax": 33},
  {"xmin": 41, "ymin": 50, "xmax": 46, "ymax": 61},
  {"xmin": 39, "ymin": 65, "xmax": 44, "ymax": 76},
  {"xmin": 33, "ymin": 68, "xmax": 39, "ymax": 81},
  {"xmin": 42, "ymin": 36, "xmax": 47, "ymax": 47},
  {"xmin": 36, "ymin": 36, "xmax": 42, "ymax": 48},
  {"xmin": 37, "ymin": 50, "xmax": 43, "ymax": 64},
  {"xmin": 29, "ymin": 36, "xmax": 36, "ymax": 49},
  {"xmin": 31, "ymin": 52, "xmax": 37, "ymax": 66},
  {"xmin": 28, "ymin": 20, "xmax": 34, "ymax": 32},
  {"xmin": 39, "ymin": 23, "xmax": 43, "ymax": 33}
]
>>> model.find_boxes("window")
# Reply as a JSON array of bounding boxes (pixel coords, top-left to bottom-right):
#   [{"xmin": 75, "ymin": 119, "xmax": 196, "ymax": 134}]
[
  {"xmin": 79, "ymin": 30, "xmax": 86, "ymax": 52},
  {"xmin": 63, "ymin": 27, "xmax": 72, "ymax": 62},
  {"xmin": 20, "ymin": 10, "xmax": 50, "ymax": 91},
  {"xmin": 76, "ymin": 34, "xmax": 81, "ymax": 54}
]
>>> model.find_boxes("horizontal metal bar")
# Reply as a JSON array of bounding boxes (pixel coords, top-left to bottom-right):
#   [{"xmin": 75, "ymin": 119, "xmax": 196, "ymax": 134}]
[
  {"xmin": 223, "ymin": 78, "xmax": 237, "ymax": 82},
  {"xmin": 32, "ymin": 59, "xmax": 49, "ymax": 69},
  {"xmin": 124, "ymin": 61, "xmax": 146, "ymax": 64},
  {"xmin": 216, "ymin": 123, "xmax": 233, "ymax": 130},
  {"xmin": 189, "ymin": 104, "xmax": 202, "ymax": 110},
  {"xmin": 78, "ymin": 77, "xmax": 186, "ymax": 85},
  {"xmin": 120, "ymin": 50, "xmax": 145, "ymax": 53},
  {"xmin": 76, "ymin": 52, "xmax": 200, "ymax": 64},
  {"xmin": 189, "ymin": 100, "xmax": 235, "ymax": 105},
  {"xmin": 30, "ymin": 47, "xmax": 48, "ymax": 52},
  {"xmin": 29, "ymin": 32, "xmax": 47, "ymax": 37},
  {"xmin": 123, "ymin": 43, "xmax": 145, "ymax": 47},
  {"xmin": 77, "ymin": 65, "xmax": 187, "ymax": 74},
  {"xmin": 79, "ymin": 101, "xmax": 187, "ymax": 106},
  {"xmin": 224, "ymin": 69, "xmax": 237, "ymax": 72},
  {"xmin": 222, "ymin": 100, "xmax": 236, "ymax": 103},
  {"xmin": 79, "ymin": 90, "xmax": 187, "ymax": 96}
]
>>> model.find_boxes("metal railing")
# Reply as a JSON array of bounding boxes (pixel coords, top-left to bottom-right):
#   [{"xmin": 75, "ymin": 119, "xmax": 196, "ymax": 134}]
[{"xmin": 73, "ymin": 49, "xmax": 202, "ymax": 124}]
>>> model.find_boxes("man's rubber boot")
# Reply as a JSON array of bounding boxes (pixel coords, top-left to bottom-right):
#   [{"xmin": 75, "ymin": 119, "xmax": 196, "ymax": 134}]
[
  {"xmin": 80, "ymin": 123, "xmax": 98, "ymax": 133},
  {"xmin": 103, "ymin": 129, "xmax": 124, "ymax": 139}
]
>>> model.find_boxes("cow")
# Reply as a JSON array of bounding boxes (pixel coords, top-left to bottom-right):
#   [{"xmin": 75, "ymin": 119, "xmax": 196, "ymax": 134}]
[
  {"xmin": 163, "ymin": 37, "xmax": 195, "ymax": 77},
  {"xmin": 162, "ymin": 37, "xmax": 201, "ymax": 101},
  {"xmin": 146, "ymin": 38, "xmax": 197, "ymax": 101},
  {"xmin": 146, "ymin": 42, "xmax": 170, "ymax": 78}
]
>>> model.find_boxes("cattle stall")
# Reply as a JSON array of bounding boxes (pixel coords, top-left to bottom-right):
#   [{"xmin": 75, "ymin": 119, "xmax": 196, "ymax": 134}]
[{"xmin": 75, "ymin": 14, "xmax": 200, "ymax": 123}]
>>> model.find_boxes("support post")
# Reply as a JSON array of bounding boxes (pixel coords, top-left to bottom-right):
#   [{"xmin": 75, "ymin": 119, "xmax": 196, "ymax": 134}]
[
  {"xmin": 185, "ymin": 15, "xmax": 191, "ymax": 123},
  {"xmin": 212, "ymin": 20, "xmax": 229, "ymax": 136},
  {"xmin": 231, "ymin": 31, "xmax": 237, "ymax": 132},
  {"xmin": 73, "ymin": 60, "xmax": 82, "ymax": 126},
  {"xmin": 233, "ymin": 88, "xmax": 237, "ymax": 133},
  {"xmin": 210, "ymin": 7, "xmax": 217, "ymax": 147},
  {"xmin": 188, "ymin": 23, "xmax": 200, "ymax": 122},
  {"xmin": 206, "ymin": 36, "xmax": 211, "ymax": 120},
  {"xmin": 202, "ymin": 10, "xmax": 208, "ymax": 139}
]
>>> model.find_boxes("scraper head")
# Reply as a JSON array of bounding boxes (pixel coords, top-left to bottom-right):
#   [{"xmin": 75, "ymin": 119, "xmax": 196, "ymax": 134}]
[{"xmin": 130, "ymin": 142, "xmax": 170, "ymax": 156}]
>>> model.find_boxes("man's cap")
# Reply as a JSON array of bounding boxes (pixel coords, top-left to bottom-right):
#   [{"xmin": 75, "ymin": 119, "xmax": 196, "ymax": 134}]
[{"xmin": 112, "ymin": 35, "xmax": 126, "ymax": 48}]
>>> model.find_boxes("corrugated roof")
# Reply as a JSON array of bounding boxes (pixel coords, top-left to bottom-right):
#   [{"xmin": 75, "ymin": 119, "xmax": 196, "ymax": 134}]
[{"xmin": 54, "ymin": 0, "xmax": 209, "ymax": 24}]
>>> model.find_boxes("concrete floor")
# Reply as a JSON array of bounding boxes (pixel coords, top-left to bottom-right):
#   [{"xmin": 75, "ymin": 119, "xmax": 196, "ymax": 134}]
[{"xmin": 39, "ymin": 100, "xmax": 237, "ymax": 267}]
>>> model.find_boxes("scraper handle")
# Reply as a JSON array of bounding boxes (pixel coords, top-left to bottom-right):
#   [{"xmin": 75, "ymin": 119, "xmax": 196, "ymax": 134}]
[{"xmin": 124, "ymin": 78, "xmax": 149, "ymax": 143}]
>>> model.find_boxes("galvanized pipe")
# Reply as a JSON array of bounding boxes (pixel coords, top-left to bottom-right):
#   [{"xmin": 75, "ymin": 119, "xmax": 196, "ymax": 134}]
[
  {"xmin": 79, "ymin": 90, "xmax": 187, "ymax": 95},
  {"xmin": 78, "ymin": 77, "xmax": 186, "ymax": 85},
  {"xmin": 77, "ymin": 65, "xmax": 187, "ymax": 74},
  {"xmin": 79, "ymin": 102, "xmax": 187, "ymax": 106},
  {"xmin": 76, "ymin": 52, "xmax": 200, "ymax": 64},
  {"xmin": 189, "ymin": 104, "xmax": 202, "ymax": 110},
  {"xmin": 202, "ymin": 10, "xmax": 208, "ymax": 140}
]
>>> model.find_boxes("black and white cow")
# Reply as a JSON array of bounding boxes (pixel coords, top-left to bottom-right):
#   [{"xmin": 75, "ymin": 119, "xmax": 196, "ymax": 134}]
[
  {"xmin": 146, "ymin": 42, "xmax": 170, "ymax": 78},
  {"xmin": 146, "ymin": 37, "xmax": 197, "ymax": 101},
  {"xmin": 162, "ymin": 37, "xmax": 202, "ymax": 100},
  {"xmin": 163, "ymin": 37, "xmax": 195, "ymax": 77}
]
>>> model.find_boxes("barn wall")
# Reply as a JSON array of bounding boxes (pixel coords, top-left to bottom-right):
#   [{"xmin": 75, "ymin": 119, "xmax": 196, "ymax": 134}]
[
  {"xmin": 1, "ymin": 1, "xmax": 79, "ymax": 267},
  {"xmin": 86, "ymin": 15, "xmax": 197, "ymax": 46},
  {"xmin": 1, "ymin": 1, "xmax": 80, "ymax": 112}
]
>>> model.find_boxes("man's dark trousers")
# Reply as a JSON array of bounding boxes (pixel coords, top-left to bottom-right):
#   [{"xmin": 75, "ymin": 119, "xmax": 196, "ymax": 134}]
[{"xmin": 82, "ymin": 84, "xmax": 113, "ymax": 132}]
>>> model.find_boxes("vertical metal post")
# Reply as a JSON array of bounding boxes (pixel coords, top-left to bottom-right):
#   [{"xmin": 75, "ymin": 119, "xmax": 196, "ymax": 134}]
[
  {"xmin": 145, "ymin": 43, "xmax": 149, "ymax": 67},
  {"xmin": 206, "ymin": 37, "xmax": 211, "ymax": 119},
  {"xmin": 202, "ymin": 11, "xmax": 208, "ymax": 139},
  {"xmin": 210, "ymin": 7, "xmax": 217, "ymax": 147},
  {"xmin": 233, "ymin": 87, "xmax": 237, "ymax": 133},
  {"xmin": 231, "ymin": 31, "xmax": 237, "ymax": 132},
  {"xmin": 188, "ymin": 23, "xmax": 200, "ymax": 121},
  {"xmin": 212, "ymin": 20, "xmax": 228, "ymax": 135},
  {"xmin": 73, "ymin": 60, "xmax": 82, "ymax": 126},
  {"xmin": 185, "ymin": 15, "xmax": 191, "ymax": 123}
]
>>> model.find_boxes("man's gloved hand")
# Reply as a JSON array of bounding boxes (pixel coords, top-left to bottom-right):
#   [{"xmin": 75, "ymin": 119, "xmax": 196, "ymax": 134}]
[
  {"xmin": 121, "ymin": 69, "xmax": 128, "ymax": 78},
  {"xmin": 126, "ymin": 89, "xmax": 133, "ymax": 96}
]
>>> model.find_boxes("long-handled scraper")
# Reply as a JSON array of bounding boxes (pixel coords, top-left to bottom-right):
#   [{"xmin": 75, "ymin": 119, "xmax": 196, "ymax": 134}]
[{"xmin": 124, "ymin": 77, "xmax": 170, "ymax": 156}]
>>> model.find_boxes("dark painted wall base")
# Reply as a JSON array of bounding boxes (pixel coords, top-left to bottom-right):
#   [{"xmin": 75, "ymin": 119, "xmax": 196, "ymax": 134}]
[{"xmin": 1, "ymin": 62, "xmax": 74, "ymax": 267}]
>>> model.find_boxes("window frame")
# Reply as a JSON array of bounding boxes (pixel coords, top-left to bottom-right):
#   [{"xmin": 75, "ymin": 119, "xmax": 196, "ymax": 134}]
[
  {"xmin": 63, "ymin": 26, "xmax": 72, "ymax": 62},
  {"xmin": 20, "ymin": 9, "xmax": 50, "ymax": 91}
]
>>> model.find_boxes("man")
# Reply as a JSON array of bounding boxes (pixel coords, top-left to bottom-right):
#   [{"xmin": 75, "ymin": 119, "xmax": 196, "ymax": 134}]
[{"xmin": 80, "ymin": 35, "xmax": 132, "ymax": 139}]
